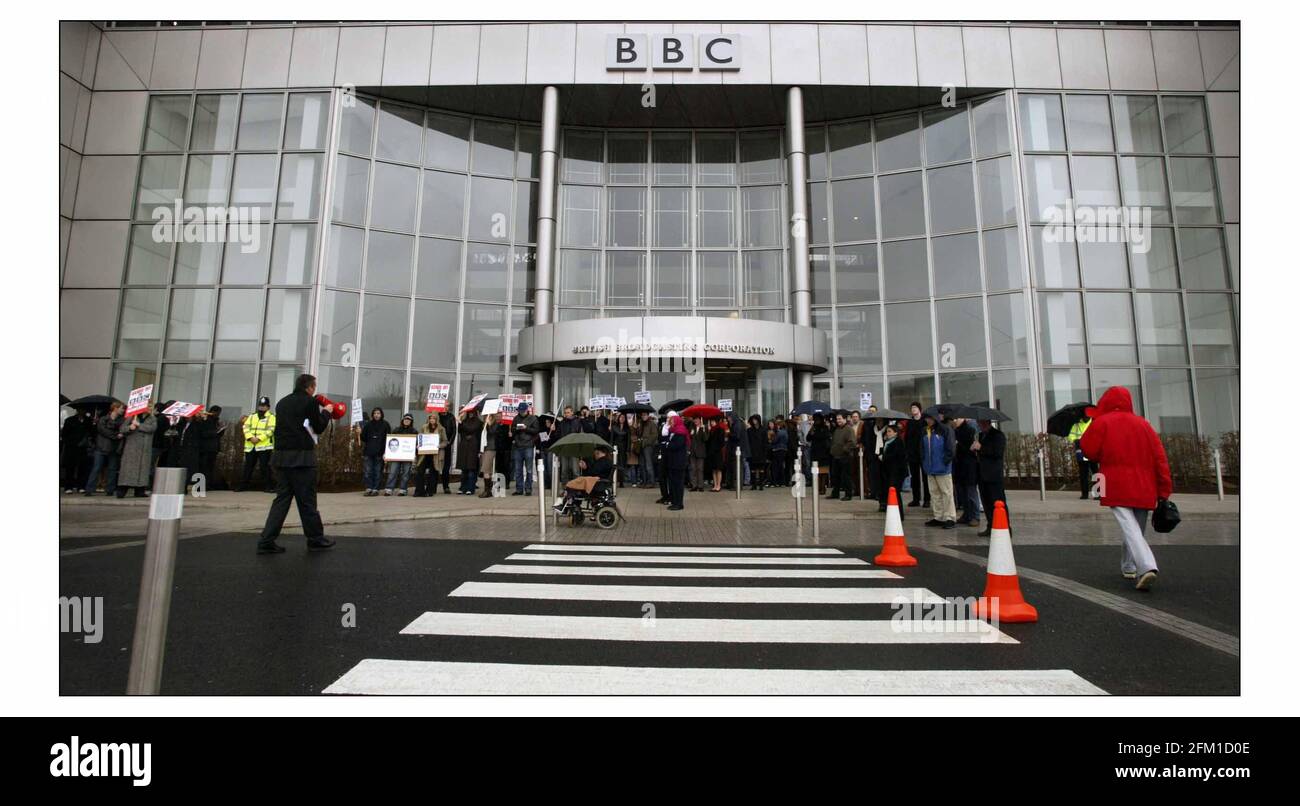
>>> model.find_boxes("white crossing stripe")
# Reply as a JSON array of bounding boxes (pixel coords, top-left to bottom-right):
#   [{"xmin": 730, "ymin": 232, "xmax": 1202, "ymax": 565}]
[
  {"xmin": 450, "ymin": 581, "xmax": 947, "ymax": 604},
  {"xmin": 503, "ymin": 552, "xmax": 867, "ymax": 566},
  {"xmin": 520, "ymin": 544, "xmax": 846, "ymax": 555},
  {"xmin": 482, "ymin": 563, "xmax": 901, "ymax": 579},
  {"xmin": 325, "ymin": 661, "xmax": 1106, "ymax": 695},
  {"xmin": 400, "ymin": 612, "xmax": 1015, "ymax": 644}
]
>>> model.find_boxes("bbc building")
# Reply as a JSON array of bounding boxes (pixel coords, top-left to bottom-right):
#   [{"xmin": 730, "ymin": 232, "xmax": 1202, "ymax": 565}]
[{"xmin": 59, "ymin": 21, "xmax": 1239, "ymax": 438}]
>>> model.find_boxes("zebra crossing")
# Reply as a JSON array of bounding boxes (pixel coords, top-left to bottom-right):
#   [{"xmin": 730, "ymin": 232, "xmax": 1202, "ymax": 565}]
[{"xmin": 324, "ymin": 543, "xmax": 1106, "ymax": 695}]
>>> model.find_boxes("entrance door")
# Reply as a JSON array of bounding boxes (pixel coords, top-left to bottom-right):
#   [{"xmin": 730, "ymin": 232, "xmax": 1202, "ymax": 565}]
[{"xmin": 704, "ymin": 363, "xmax": 758, "ymax": 419}]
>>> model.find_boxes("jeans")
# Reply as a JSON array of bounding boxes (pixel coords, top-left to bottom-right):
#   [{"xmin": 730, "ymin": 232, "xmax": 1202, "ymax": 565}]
[
  {"xmin": 458, "ymin": 465, "xmax": 478, "ymax": 493},
  {"xmin": 385, "ymin": 462, "xmax": 412, "ymax": 491},
  {"xmin": 86, "ymin": 450, "xmax": 120, "ymax": 495},
  {"xmin": 640, "ymin": 447, "xmax": 656, "ymax": 484},
  {"xmin": 362, "ymin": 455, "xmax": 384, "ymax": 491},
  {"xmin": 513, "ymin": 446, "xmax": 535, "ymax": 493}
]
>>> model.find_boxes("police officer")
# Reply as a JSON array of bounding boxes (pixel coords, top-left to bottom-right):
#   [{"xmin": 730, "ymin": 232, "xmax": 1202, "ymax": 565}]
[{"xmin": 239, "ymin": 396, "xmax": 276, "ymax": 492}]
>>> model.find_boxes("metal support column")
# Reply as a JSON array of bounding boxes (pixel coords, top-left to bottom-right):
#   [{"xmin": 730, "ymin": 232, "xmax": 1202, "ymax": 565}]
[
  {"xmin": 785, "ymin": 86, "xmax": 814, "ymax": 403},
  {"xmin": 531, "ymin": 85, "xmax": 560, "ymax": 411}
]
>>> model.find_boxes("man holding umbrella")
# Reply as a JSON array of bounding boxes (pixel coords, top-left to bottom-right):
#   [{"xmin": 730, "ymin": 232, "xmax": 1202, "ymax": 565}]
[{"xmin": 973, "ymin": 417, "xmax": 1008, "ymax": 537}]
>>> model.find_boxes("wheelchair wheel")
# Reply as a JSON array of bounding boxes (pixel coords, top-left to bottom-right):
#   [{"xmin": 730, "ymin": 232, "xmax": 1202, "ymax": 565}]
[
  {"xmin": 595, "ymin": 506, "xmax": 618, "ymax": 530},
  {"xmin": 569, "ymin": 509, "xmax": 585, "ymax": 528}
]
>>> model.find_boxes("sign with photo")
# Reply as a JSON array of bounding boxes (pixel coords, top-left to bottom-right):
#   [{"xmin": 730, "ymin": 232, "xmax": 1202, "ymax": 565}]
[
  {"xmin": 125, "ymin": 385, "xmax": 153, "ymax": 417},
  {"xmin": 718, "ymin": 398, "xmax": 733, "ymax": 413},
  {"xmin": 162, "ymin": 401, "xmax": 203, "ymax": 418},
  {"xmin": 425, "ymin": 383, "xmax": 450, "ymax": 413},
  {"xmin": 859, "ymin": 392, "xmax": 874, "ymax": 411},
  {"xmin": 416, "ymin": 433, "xmax": 441, "ymax": 454},
  {"xmin": 383, "ymin": 434, "xmax": 418, "ymax": 462},
  {"xmin": 634, "ymin": 390, "xmax": 653, "ymax": 405}
]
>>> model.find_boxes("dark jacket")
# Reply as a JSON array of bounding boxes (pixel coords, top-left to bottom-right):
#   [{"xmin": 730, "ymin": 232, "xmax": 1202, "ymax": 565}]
[
  {"xmin": 664, "ymin": 431, "xmax": 688, "ymax": 470},
  {"xmin": 360, "ymin": 413, "xmax": 392, "ymax": 458},
  {"xmin": 393, "ymin": 415, "xmax": 417, "ymax": 436},
  {"xmin": 439, "ymin": 411, "xmax": 458, "ymax": 449},
  {"xmin": 747, "ymin": 426, "xmax": 768, "ymax": 462},
  {"xmin": 584, "ymin": 455, "xmax": 613, "ymax": 480},
  {"xmin": 558, "ymin": 415, "xmax": 583, "ymax": 439},
  {"xmin": 770, "ymin": 427, "xmax": 788, "ymax": 453},
  {"xmin": 492, "ymin": 422, "xmax": 512, "ymax": 453},
  {"xmin": 830, "ymin": 423, "xmax": 857, "ymax": 460},
  {"xmin": 512, "ymin": 414, "xmax": 539, "ymax": 449},
  {"xmin": 952, "ymin": 421, "xmax": 980, "ymax": 485},
  {"xmin": 810, "ymin": 423, "xmax": 832, "ymax": 464},
  {"xmin": 271, "ymin": 390, "xmax": 331, "ymax": 467},
  {"xmin": 94, "ymin": 414, "xmax": 125, "ymax": 454},
  {"xmin": 976, "ymin": 426, "xmax": 1007, "ymax": 484},
  {"xmin": 689, "ymin": 425, "xmax": 709, "ymax": 459},
  {"xmin": 903, "ymin": 416, "xmax": 925, "ymax": 462},
  {"xmin": 199, "ymin": 416, "xmax": 224, "ymax": 453},
  {"xmin": 61, "ymin": 414, "xmax": 92, "ymax": 460},
  {"xmin": 1078, "ymin": 386, "xmax": 1172, "ymax": 510},
  {"xmin": 456, "ymin": 415, "xmax": 484, "ymax": 471},
  {"xmin": 881, "ymin": 436, "xmax": 909, "ymax": 495}
]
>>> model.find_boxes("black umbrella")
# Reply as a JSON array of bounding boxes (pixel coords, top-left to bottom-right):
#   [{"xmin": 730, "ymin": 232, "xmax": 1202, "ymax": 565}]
[
  {"xmin": 618, "ymin": 402, "xmax": 655, "ymax": 415},
  {"xmin": 864, "ymin": 407, "xmax": 911, "ymax": 420},
  {"xmin": 950, "ymin": 404, "xmax": 1011, "ymax": 422},
  {"xmin": 792, "ymin": 399, "xmax": 832, "ymax": 416},
  {"xmin": 60, "ymin": 393, "xmax": 71, "ymax": 405},
  {"xmin": 549, "ymin": 433, "xmax": 614, "ymax": 459},
  {"xmin": 68, "ymin": 394, "xmax": 120, "ymax": 412},
  {"xmin": 1047, "ymin": 402, "xmax": 1093, "ymax": 438},
  {"xmin": 659, "ymin": 398, "xmax": 693, "ymax": 415},
  {"xmin": 921, "ymin": 403, "xmax": 965, "ymax": 419}
]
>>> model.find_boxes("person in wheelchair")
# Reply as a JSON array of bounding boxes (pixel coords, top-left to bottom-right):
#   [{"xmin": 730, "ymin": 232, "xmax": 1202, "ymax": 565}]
[{"xmin": 554, "ymin": 445, "xmax": 614, "ymax": 513}]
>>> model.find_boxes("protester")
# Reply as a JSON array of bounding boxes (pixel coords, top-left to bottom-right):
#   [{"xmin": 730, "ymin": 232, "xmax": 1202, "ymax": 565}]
[
  {"xmin": 688, "ymin": 417, "xmax": 708, "ymax": 491},
  {"xmin": 904, "ymin": 402, "xmax": 929, "ymax": 508},
  {"xmin": 511, "ymin": 401, "xmax": 539, "ymax": 496},
  {"xmin": 745, "ymin": 414, "xmax": 768, "ymax": 491},
  {"xmin": 384, "ymin": 413, "xmax": 417, "ymax": 496},
  {"xmin": 849, "ymin": 410, "xmax": 865, "ymax": 498},
  {"xmin": 810, "ymin": 414, "xmax": 832, "ymax": 495},
  {"xmin": 176, "ymin": 411, "xmax": 209, "ymax": 491},
  {"xmin": 538, "ymin": 415, "xmax": 557, "ymax": 491},
  {"xmin": 358, "ymin": 407, "xmax": 391, "ymax": 496},
  {"xmin": 558, "ymin": 406, "xmax": 582, "ymax": 483},
  {"xmin": 477, "ymin": 412, "xmax": 499, "ymax": 498},
  {"xmin": 1069, "ymin": 415, "xmax": 1096, "ymax": 499},
  {"xmin": 611, "ymin": 412, "xmax": 629, "ymax": 486},
  {"xmin": 769, "ymin": 418, "xmax": 789, "ymax": 487},
  {"xmin": 492, "ymin": 413, "xmax": 513, "ymax": 492},
  {"xmin": 655, "ymin": 415, "xmax": 672, "ymax": 504},
  {"xmin": 638, "ymin": 411, "xmax": 658, "ymax": 488},
  {"xmin": 199, "ymin": 405, "xmax": 225, "ymax": 489},
  {"xmin": 60, "ymin": 409, "xmax": 93, "ymax": 493},
  {"xmin": 554, "ymin": 445, "xmax": 613, "ymax": 513},
  {"xmin": 664, "ymin": 411, "xmax": 689, "ymax": 510},
  {"xmin": 257, "ymin": 374, "xmax": 335, "ymax": 554},
  {"xmin": 1079, "ymin": 386, "xmax": 1172, "ymax": 591},
  {"xmin": 115, "ymin": 407, "xmax": 157, "ymax": 498},
  {"xmin": 239, "ymin": 396, "xmax": 276, "ymax": 492},
  {"xmin": 151, "ymin": 402, "xmax": 175, "ymax": 488},
  {"xmin": 84, "ymin": 403, "xmax": 125, "ymax": 496},
  {"xmin": 973, "ymin": 419, "xmax": 1007, "ymax": 537},
  {"xmin": 952, "ymin": 417, "xmax": 982, "ymax": 527},
  {"xmin": 830, "ymin": 412, "xmax": 856, "ymax": 501},
  {"xmin": 413, "ymin": 413, "xmax": 446, "ymax": 497},
  {"xmin": 439, "ymin": 406, "xmax": 458, "ymax": 494},
  {"xmin": 455, "ymin": 409, "xmax": 484, "ymax": 495},
  {"xmin": 706, "ymin": 417, "xmax": 727, "ymax": 492},
  {"xmin": 880, "ymin": 422, "xmax": 909, "ymax": 520},
  {"xmin": 921, "ymin": 412, "xmax": 956, "ymax": 529}
]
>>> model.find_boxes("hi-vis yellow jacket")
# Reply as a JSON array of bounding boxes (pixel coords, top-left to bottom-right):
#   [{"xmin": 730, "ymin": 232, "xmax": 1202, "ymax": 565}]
[{"xmin": 243, "ymin": 412, "xmax": 276, "ymax": 452}]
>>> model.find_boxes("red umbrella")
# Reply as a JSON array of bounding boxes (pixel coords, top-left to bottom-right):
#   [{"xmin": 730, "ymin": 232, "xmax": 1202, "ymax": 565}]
[{"xmin": 680, "ymin": 404, "xmax": 724, "ymax": 420}]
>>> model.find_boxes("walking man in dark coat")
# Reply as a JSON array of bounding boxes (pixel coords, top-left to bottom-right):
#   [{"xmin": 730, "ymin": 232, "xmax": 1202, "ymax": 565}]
[
  {"xmin": 974, "ymin": 420, "xmax": 1008, "ymax": 537},
  {"xmin": 257, "ymin": 374, "xmax": 335, "ymax": 555}
]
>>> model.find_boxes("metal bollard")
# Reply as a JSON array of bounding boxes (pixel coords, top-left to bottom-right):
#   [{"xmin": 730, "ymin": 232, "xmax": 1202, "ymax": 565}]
[
  {"xmin": 1038, "ymin": 447, "xmax": 1047, "ymax": 502},
  {"xmin": 858, "ymin": 446, "xmax": 865, "ymax": 500},
  {"xmin": 794, "ymin": 446, "xmax": 804, "ymax": 526},
  {"xmin": 536, "ymin": 457, "xmax": 546, "ymax": 537},
  {"xmin": 735, "ymin": 447, "xmax": 742, "ymax": 500},
  {"xmin": 1213, "ymin": 447, "xmax": 1224, "ymax": 501},
  {"xmin": 126, "ymin": 466, "xmax": 186, "ymax": 695},
  {"xmin": 811, "ymin": 460, "xmax": 820, "ymax": 539},
  {"xmin": 613, "ymin": 446, "xmax": 619, "ymax": 490},
  {"xmin": 551, "ymin": 454, "xmax": 560, "ymax": 526}
]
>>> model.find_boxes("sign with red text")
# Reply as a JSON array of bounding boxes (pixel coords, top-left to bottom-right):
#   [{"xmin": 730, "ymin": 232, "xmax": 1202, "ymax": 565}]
[
  {"xmin": 425, "ymin": 383, "xmax": 450, "ymax": 413},
  {"xmin": 125, "ymin": 385, "xmax": 154, "ymax": 417},
  {"xmin": 162, "ymin": 401, "xmax": 203, "ymax": 418}
]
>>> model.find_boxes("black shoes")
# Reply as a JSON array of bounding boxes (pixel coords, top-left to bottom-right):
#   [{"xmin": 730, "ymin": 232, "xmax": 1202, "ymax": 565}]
[
  {"xmin": 668, "ymin": 505, "xmax": 684, "ymax": 511},
  {"xmin": 655, "ymin": 497, "xmax": 669, "ymax": 504},
  {"xmin": 977, "ymin": 529, "xmax": 992, "ymax": 537},
  {"xmin": 307, "ymin": 538, "xmax": 336, "ymax": 551},
  {"xmin": 924, "ymin": 519, "xmax": 942, "ymax": 526},
  {"xmin": 907, "ymin": 501, "xmax": 921, "ymax": 508},
  {"xmin": 941, "ymin": 521, "xmax": 957, "ymax": 530},
  {"xmin": 256, "ymin": 542, "xmax": 286, "ymax": 555}
]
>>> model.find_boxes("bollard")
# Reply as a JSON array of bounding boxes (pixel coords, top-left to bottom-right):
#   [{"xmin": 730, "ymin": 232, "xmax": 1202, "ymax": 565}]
[
  {"xmin": 811, "ymin": 460, "xmax": 821, "ymax": 539},
  {"xmin": 794, "ymin": 446, "xmax": 804, "ymax": 526},
  {"xmin": 1213, "ymin": 447, "xmax": 1224, "ymax": 501},
  {"xmin": 536, "ymin": 457, "xmax": 546, "ymax": 537},
  {"xmin": 735, "ymin": 447, "xmax": 743, "ymax": 500},
  {"xmin": 1037, "ymin": 447, "xmax": 1047, "ymax": 502},
  {"xmin": 613, "ymin": 446, "xmax": 619, "ymax": 490},
  {"xmin": 126, "ymin": 466, "xmax": 186, "ymax": 695},
  {"xmin": 858, "ymin": 446, "xmax": 865, "ymax": 500},
  {"xmin": 551, "ymin": 454, "xmax": 560, "ymax": 526}
]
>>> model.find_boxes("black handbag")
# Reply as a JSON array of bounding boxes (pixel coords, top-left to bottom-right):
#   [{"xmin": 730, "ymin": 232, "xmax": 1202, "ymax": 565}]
[{"xmin": 1153, "ymin": 498, "xmax": 1181, "ymax": 533}]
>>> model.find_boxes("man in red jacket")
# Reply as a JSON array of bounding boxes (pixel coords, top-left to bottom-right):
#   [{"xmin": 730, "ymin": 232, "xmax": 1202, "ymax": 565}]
[{"xmin": 1079, "ymin": 386, "xmax": 1173, "ymax": 591}]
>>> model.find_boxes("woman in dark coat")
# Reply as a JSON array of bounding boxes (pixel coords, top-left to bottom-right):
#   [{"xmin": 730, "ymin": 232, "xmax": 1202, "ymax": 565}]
[
  {"xmin": 951, "ymin": 418, "xmax": 981, "ymax": 526},
  {"xmin": 455, "ymin": 410, "xmax": 484, "ymax": 494},
  {"xmin": 880, "ymin": 423, "xmax": 910, "ymax": 520},
  {"xmin": 809, "ymin": 414, "xmax": 832, "ymax": 495},
  {"xmin": 746, "ymin": 414, "xmax": 769, "ymax": 491},
  {"xmin": 705, "ymin": 418, "xmax": 727, "ymax": 492}
]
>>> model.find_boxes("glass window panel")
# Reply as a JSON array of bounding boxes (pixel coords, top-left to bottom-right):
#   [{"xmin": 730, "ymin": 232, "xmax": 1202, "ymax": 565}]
[
  {"xmin": 360, "ymin": 294, "xmax": 410, "ymax": 366},
  {"xmin": 836, "ymin": 306, "xmax": 882, "ymax": 375},
  {"xmin": 1143, "ymin": 368, "xmax": 1195, "ymax": 434},
  {"xmin": 1162, "ymin": 96, "xmax": 1210, "ymax": 154},
  {"xmin": 563, "ymin": 130, "xmax": 603, "ymax": 183},
  {"xmin": 828, "ymin": 121, "xmax": 871, "ymax": 177},
  {"xmin": 190, "ymin": 94, "xmax": 238, "ymax": 151},
  {"xmin": 263, "ymin": 288, "xmax": 311, "ymax": 362},
  {"xmin": 212, "ymin": 288, "xmax": 263, "ymax": 360},
  {"xmin": 696, "ymin": 187, "xmax": 737, "ymax": 248},
  {"xmin": 606, "ymin": 187, "xmax": 646, "ymax": 248},
  {"xmin": 229, "ymin": 153, "xmax": 277, "ymax": 218},
  {"xmin": 983, "ymin": 227, "xmax": 1023, "ymax": 291},
  {"xmin": 1134, "ymin": 292, "xmax": 1187, "ymax": 364},
  {"xmin": 126, "ymin": 225, "xmax": 171, "ymax": 285},
  {"xmin": 1113, "ymin": 95, "xmax": 1162, "ymax": 153},
  {"xmin": 315, "ymin": 365, "xmax": 355, "ymax": 410},
  {"xmin": 1043, "ymin": 368, "xmax": 1091, "ymax": 415},
  {"xmin": 1129, "ymin": 228, "xmax": 1179, "ymax": 288},
  {"xmin": 416, "ymin": 237, "xmax": 462, "ymax": 299},
  {"xmin": 1186, "ymin": 293, "xmax": 1237, "ymax": 365},
  {"xmin": 511, "ymin": 248, "xmax": 535, "ymax": 307},
  {"xmin": 988, "ymin": 292, "xmax": 1029, "ymax": 367},
  {"xmin": 411, "ymin": 300, "xmax": 459, "ymax": 369},
  {"xmin": 160, "ymin": 363, "xmax": 206, "ymax": 405},
  {"xmin": 1084, "ymin": 291, "xmax": 1137, "ymax": 364},
  {"xmin": 607, "ymin": 132, "xmax": 647, "ymax": 184},
  {"xmin": 269, "ymin": 223, "xmax": 317, "ymax": 285},
  {"xmin": 1179, "ymin": 228, "xmax": 1230, "ymax": 290},
  {"xmin": 559, "ymin": 250, "xmax": 599, "ymax": 306},
  {"xmin": 144, "ymin": 95, "xmax": 190, "ymax": 151},
  {"xmin": 465, "ymin": 242, "xmax": 509, "ymax": 303},
  {"xmin": 1018, "ymin": 94, "xmax": 1066, "ymax": 151},
  {"xmin": 810, "ymin": 248, "xmax": 832, "ymax": 306},
  {"xmin": 653, "ymin": 252, "xmax": 690, "ymax": 307},
  {"xmin": 923, "ymin": 107, "xmax": 971, "ymax": 165},
  {"xmin": 977, "ymin": 156, "xmax": 1018, "ymax": 227},
  {"xmin": 740, "ymin": 130, "xmax": 782, "ymax": 183},
  {"xmin": 472, "ymin": 120, "xmax": 516, "ymax": 176},
  {"xmin": 808, "ymin": 182, "xmax": 828, "ymax": 245},
  {"xmin": 317, "ymin": 289, "xmax": 358, "ymax": 366},
  {"xmin": 972, "ymin": 94, "xmax": 1011, "ymax": 159},
  {"xmin": 881, "ymin": 239, "xmax": 928, "ymax": 302},
  {"xmin": 237, "ymin": 93, "xmax": 283, "ymax": 151},
  {"xmin": 560, "ymin": 185, "xmax": 601, "ymax": 247},
  {"xmin": 357, "ymin": 367, "xmax": 405, "ymax": 415},
  {"xmin": 324, "ymin": 224, "xmax": 364, "ymax": 288},
  {"xmin": 806, "ymin": 125, "xmax": 828, "ymax": 182},
  {"xmin": 697, "ymin": 252, "xmax": 736, "ymax": 307},
  {"xmin": 331, "ymin": 154, "xmax": 369, "ymax": 226},
  {"xmin": 116, "ymin": 289, "xmax": 167, "ymax": 360},
  {"xmin": 742, "ymin": 250, "xmax": 783, "ymax": 306},
  {"xmin": 885, "ymin": 300, "xmax": 934, "ymax": 372},
  {"xmin": 135, "ymin": 155, "xmax": 183, "ymax": 220},
  {"xmin": 1071, "ymin": 155, "xmax": 1121, "ymax": 212},
  {"xmin": 1023, "ymin": 155, "xmax": 1071, "ymax": 222},
  {"xmin": 652, "ymin": 132, "xmax": 690, "ymax": 184},
  {"xmin": 1065, "ymin": 94, "xmax": 1114, "ymax": 151},
  {"xmin": 1170, "ymin": 157, "xmax": 1221, "ymax": 224},
  {"xmin": 1118, "ymin": 156, "xmax": 1171, "ymax": 224},
  {"xmin": 369, "ymin": 161, "xmax": 418, "ymax": 232},
  {"xmin": 832, "ymin": 243, "xmax": 878, "ymax": 304},
  {"xmin": 220, "ymin": 223, "xmax": 271, "ymax": 284},
  {"xmin": 183, "ymin": 154, "xmax": 230, "ymax": 206},
  {"xmin": 1079, "ymin": 240, "xmax": 1130, "ymax": 287},
  {"xmin": 1195, "ymin": 367, "xmax": 1239, "ymax": 438},
  {"xmin": 365, "ymin": 230, "xmax": 414, "ymax": 295},
  {"xmin": 1092, "ymin": 368, "xmax": 1143, "ymax": 414},
  {"xmin": 695, "ymin": 133, "xmax": 736, "ymax": 185},
  {"xmin": 284, "ymin": 93, "xmax": 329, "ymax": 150},
  {"xmin": 460, "ymin": 303, "xmax": 506, "ymax": 372},
  {"xmin": 742, "ymin": 186, "xmax": 782, "ymax": 248},
  {"xmin": 512, "ymin": 181, "xmax": 539, "ymax": 245},
  {"xmin": 875, "ymin": 114, "xmax": 921, "ymax": 172},
  {"xmin": 878, "ymin": 171, "xmax": 925, "ymax": 239},
  {"xmin": 743, "ymin": 309, "xmax": 784, "ymax": 323},
  {"xmin": 888, "ymin": 373, "xmax": 936, "ymax": 412},
  {"xmin": 927, "ymin": 164, "xmax": 977, "ymax": 234},
  {"xmin": 939, "ymin": 371, "xmax": 990, "ymax": 406},
  {"xmin": 932, "ymin": 232, "xmax": 981, "ymax": 296},
  {"xmin": 516, "ymin": 125, "xmax": 541, "ymax": 178},
  {"xmin": 375, "ymin": 103, "xmax": 423, "ymax": 164},
  {"xmin": 935, "ymin": 297, "xmax": 987, "ymax": 368},
  {"xmin": 1031, "ymin": 225, "xmax": 1079, "ymax": 287},
  {"xmin": 1038, "ymin": 291, "xmax": 1086, "ymax": 364},
  {"xmin": 830, "ymin": 177, "xmax": 876, "ymax": 242},
  {"xmin": 207, "ymin": 363, "xmax": 256, "ymax": 421},
  {"xmin": 652, "ymin": 187, "xmax": 690, "ymax": 248},
  {"xmin": 339, "ymin": 96, "xmax": 376, "ymax": 156},
  {"xmin": 420, "ymin": 170, "xmax": 466, "ymax": 238},
  {"xmin": 605, "ymin": 251, "xmax": 646, "ymax": 307},
  {"xmin": 164, "ymin": 288, "xmax": 215, "ymax": 360},
  {"xmin": 424, "ymin": 112, "xmax": 471, "ymax": 171},
  {"xmin": 992, "ymin": 368, "xmax": 1033, "ymax": 434},
  {"xmin": 467, "ymin": 176, "xmax": 513, "ymax": 242},
  {"xmin": 275, "ymin": 153, "xmax": 323, "ymax": 220},
  {"xmin": 174, "ymin": 240, "xmax": 222, "ymax": 285}
]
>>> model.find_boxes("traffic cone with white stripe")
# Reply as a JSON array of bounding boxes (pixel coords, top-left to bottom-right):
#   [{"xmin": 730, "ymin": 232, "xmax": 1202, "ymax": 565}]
[
  {"xmin": 873, "ymin": 487, "xmax": 917, "ymax": 567},
  {"xmin": 973, "ymin": 501, "xmax": 1037, "ymax": 623}
]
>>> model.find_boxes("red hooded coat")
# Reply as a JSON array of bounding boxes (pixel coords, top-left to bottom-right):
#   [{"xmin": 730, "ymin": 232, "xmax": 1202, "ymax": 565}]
[{"xmin": 1078, "ymin": 386, "xmax": 1173, "ymax": 510}]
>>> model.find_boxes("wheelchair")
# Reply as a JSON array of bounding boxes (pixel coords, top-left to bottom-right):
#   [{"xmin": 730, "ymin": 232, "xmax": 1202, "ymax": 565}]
[{"xmin": 554, "ymin": 479, "xmax": 624, "ymax": 530}]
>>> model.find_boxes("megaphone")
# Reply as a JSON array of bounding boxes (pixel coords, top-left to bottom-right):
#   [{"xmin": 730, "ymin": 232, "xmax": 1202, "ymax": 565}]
[{"xmin": 315, "ymin": 394, "xmax": 347, "ymax": 421}]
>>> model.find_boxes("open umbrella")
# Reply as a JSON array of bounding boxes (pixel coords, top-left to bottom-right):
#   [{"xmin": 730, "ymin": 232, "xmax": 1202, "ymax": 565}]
[
  {"xmin": 680, "ymin": 403, "xmax": 723, "ymax": 420},
  {"xmin": 792, "ymin": 400, "xmax": 832, "ymax": 417},
  {"xmin": 659, "ymin": 398, "xmax": 693, "ymax": 415},
  {"xmin": 548, "ymin": 432, "xmax": 614, "ymax": 459},
  {"xmin": 921, "ymin": 403, "xmax": 965, "ymax": 419},
  {"xmin": 60, "ymin": 393, "xmax": 70, "ymax": 406},
  {"xmin": 1047, "ymin": 402, "xmax": 1092, "ymax": 437},
  {"xmin": 618, "ymin": 402, "xmax": 655, "ymax": 415},
  {"xmin": 863, "ymin": 407, "xmax": 911, "ymax": 420},
  {"xmin": 68, "ymin": 394, "xmax": 120, "ymax": 412},
  {"xmin": 949, "ymin": 404, "xmax": 1011, "ymax": 422}
]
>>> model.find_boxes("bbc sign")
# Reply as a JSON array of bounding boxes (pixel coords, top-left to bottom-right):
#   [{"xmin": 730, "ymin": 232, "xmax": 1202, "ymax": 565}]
[{"xmin": 606, "ymin": 34, "xmax": 742, "ymax": 71}]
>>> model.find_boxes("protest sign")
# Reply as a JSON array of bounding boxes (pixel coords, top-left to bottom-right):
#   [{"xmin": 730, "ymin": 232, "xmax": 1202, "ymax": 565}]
[
  {"xmin": 718, "ymin": 399, "xmax": 733, "ymax": 413},
  {"xmin": 461, "ymin": 393, "xmax": 488, "ymax": 413},
  {"xmin": 859, "ymin": 392, "xmax": 874, "ymax": 411},
  {"xmin": 350, "ymin": 399, "xmax": 363, "ymax": 425},
  {"xmin": 425, "ymin": 383, "xmax": 450, "ymax": 413},
  {"xmin": 383, "ymin": 434, "xmax": 417, "ymax": 462},
  {"xmin": 162, "ymin": 401, "xmax": 203, "ymax": 418},
  {"xmin": 125, "ymin": 385, "xmax": 153, "ymax": 417},
  {"xmin": 417, "ymin": 433, "xmax": 441, "ymax": 454}
]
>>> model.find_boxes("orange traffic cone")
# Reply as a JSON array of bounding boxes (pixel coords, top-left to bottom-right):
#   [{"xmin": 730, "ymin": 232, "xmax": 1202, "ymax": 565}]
[
  {"xmin": 973, "ymin": 501, "xmax": 1038, "ymax": 623},
  {"xmin": 873, "ymin": 487, "xmax": 917, "ymax": 567}
]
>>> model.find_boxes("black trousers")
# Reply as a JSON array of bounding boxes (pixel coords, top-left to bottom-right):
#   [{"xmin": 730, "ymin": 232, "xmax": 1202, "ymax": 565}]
[
  {"xmin": 770, "ymin": 450, "xmax": 787, "ymax": 486},
  {"xmin": 908, "ymin": 459, "xmax": 929, "ymax": 505},
  {"xmin": 441, "ymin": 445, "xmax": 455, "ymax": 490},
  {"xmin": 979, "ymin": 479, "xmax": 1007, "ymax": 525},
  {"xmin": 260, "ymin": 465, "xmax": 324, "ymax": 544},
  {"xmin": 668, "ymin": 466, "xmax": 686, "ymax": 508},
  {"xmin": 413, "ymin": 456, "xmax": 440, "ymax": 495},
  {"xmin": 867, "ymin": 456, "xmax": 882, "ymax": 500},
  {"xmin": 659, "ymin": 456, "xmax": 670, "ymax": 500},
  {"xmin": 1076, "ymin": 456, "xmax": 1095, "ymax": 497},
  {"xmin": 241, "ymin": 450, "xmax": 274, "ymax": 490}
]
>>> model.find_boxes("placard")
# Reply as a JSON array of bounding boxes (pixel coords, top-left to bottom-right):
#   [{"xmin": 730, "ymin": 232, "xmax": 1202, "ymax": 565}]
[
  {"xmin": 383, "ymin": 434, "xmax": 418, "ymax": 462},
  {"xmin": 859, "ymin": 392, "xmax": 874, "ymax": 411},
  {"xmin": 498, "ymin": 394, "xmax": 518, "ymax": 425},
  {"xmin": 482, "ymin": 398, "xmax": 502, "ymax": 416},
  {"xmin": 718, "ymin": 398, "xmax": 733, "ymax": 413},
  {"xmin": 125, "ymin": 384, "xmax": 153, "ymax": 417},
  {"xmin": 350, "ymin": 398, "xmax": 363, "ymax": 426},
  {"xmin": 162, "ymin": 401, "xmax": 203, "ymax": 418},
  {"xmin": 461, "ymin": 393, "xmax": 488, "ymax": 413},
  {"xmin": 417, "ymin": 433, "xmax": 441, "ymax": 454},
  {"xmin": 425, "ymin": 383, "xmax": 450, "ymax": 413},
  {"xmin": 634, "ymin": 391, "xmax": 652, "ymax": 405}
]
